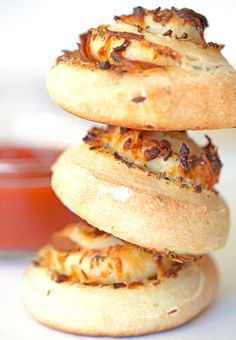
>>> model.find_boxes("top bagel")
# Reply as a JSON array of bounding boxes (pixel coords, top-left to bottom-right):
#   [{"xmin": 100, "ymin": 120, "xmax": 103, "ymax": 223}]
[{"xmin": 47, "ymin": 6, "xmax": 236, "ymax": 131}]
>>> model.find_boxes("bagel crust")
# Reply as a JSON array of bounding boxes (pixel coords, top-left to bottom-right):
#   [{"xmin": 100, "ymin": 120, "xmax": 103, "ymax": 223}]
[
  {"xmin": 51, "ymin": 144, "xmax": 229, "ymax": 255},
  {"xmin": 23, "ymin": 255, "xmax": 218, "ymax": 336},
  {"xmin": 47, "ymin": 6, "xmax": 236, "ymax": 131}
]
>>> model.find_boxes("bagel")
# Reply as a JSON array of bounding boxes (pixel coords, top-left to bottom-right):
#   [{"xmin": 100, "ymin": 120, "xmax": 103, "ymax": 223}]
[
  {"xmin": 51, "ymin": 127, "xmax": 229, "ymax": 256},
  {"xmin": 47, "ymin": 6, "xmax": 236, "ymax": 131},
  {"xmin": 23, "ymin": 222, "xmax": 218, "ymax": 336}
]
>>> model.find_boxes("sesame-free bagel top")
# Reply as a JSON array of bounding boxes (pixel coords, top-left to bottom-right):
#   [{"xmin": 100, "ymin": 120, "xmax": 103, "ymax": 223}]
[{"xmin": 47, "ymin": 6, "xmax": 236, "ymax": 130}]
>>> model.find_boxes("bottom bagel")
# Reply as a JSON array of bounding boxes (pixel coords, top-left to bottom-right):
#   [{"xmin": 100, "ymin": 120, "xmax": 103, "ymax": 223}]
[{"xmin": 23, "ymin": 222, "xmax": 218, "ymax": 336}]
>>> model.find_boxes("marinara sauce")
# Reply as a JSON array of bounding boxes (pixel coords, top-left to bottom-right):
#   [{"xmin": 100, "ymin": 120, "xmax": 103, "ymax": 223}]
[{"xmin": 0, "ymin": 146, "xmax": 78, "ymax": 250}]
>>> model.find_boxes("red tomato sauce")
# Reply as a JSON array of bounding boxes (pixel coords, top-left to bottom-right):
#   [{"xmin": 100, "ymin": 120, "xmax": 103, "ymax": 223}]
[{"xmin": 0, "ymin": 146, "xmax": 78, "ymax": 250}]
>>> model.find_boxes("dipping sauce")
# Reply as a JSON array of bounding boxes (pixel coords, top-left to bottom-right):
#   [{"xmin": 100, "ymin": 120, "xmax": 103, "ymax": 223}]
[{"xmin": 0, "ymin": 146, "xmax": 78, "ymax": 250}]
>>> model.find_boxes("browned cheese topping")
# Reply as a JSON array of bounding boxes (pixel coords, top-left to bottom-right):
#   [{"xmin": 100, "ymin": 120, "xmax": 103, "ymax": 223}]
[
  {"xmin": 83, "ymin": 126, "xmax": 222, "ymax": 191},
  {"xmin": 55, "ymin": 6, "xmax": 224, "ymax": 72},
  {"xmin": 33, "ymin": 221, "xmax": 189, "ymax": 287}
]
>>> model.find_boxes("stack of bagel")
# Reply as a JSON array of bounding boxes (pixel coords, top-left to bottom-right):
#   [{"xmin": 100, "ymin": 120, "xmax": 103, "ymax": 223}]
[{"xmin": 23, "ymin": 6, "xmax": 236, "ymax": 336}]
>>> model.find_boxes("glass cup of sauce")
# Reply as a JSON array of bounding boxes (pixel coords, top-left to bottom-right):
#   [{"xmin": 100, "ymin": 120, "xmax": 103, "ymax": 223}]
[{"xmin": 0, "ymin": 146, "xmax": 78, "ymax": 250}]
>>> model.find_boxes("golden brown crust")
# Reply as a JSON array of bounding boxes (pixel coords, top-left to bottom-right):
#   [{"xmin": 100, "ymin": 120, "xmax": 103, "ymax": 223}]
[
  {"xmin": 23, "ymin": 255, "xmax": 218, "ymax": 336},
  {"xmin": 51, "ymin": 144, "xmax": 230, "ymax": 255},
  {"xmin": 83, "ymin": 126, "xmax": 222, "ymax": 190},
  {"xmin": 47, "ymin": 6, "xmax": 236, "ymax": 130}
]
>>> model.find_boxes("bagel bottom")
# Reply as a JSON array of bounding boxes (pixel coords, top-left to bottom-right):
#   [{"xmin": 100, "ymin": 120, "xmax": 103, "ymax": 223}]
[{"xmin": 22, "ymin": 256, "xmax": 218, "ymax": 337}]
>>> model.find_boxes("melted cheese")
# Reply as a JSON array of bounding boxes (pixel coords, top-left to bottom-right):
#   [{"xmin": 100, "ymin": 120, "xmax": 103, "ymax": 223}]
[
  {"xmin": 38, "ymin": 222, "xmax": 174, "ymax": 284},
  {"xmin": 84, "ymin": 127, "xmax": 221, "ymax": 190},
  {"xmin": 87, "ymin": 7, "xmax": 223, "ymax": 71}
]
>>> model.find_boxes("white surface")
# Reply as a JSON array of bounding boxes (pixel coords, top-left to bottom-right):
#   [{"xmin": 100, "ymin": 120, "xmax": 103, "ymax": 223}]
[{"xmin": 0, "ymin": 0, "xmax": 236, "ymax": 339}]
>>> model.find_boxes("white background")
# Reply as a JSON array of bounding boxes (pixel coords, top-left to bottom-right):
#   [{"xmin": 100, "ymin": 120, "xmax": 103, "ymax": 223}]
[{"xmin": 0, "ymin": 1, "xmax": 236, "ymax": 339}]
